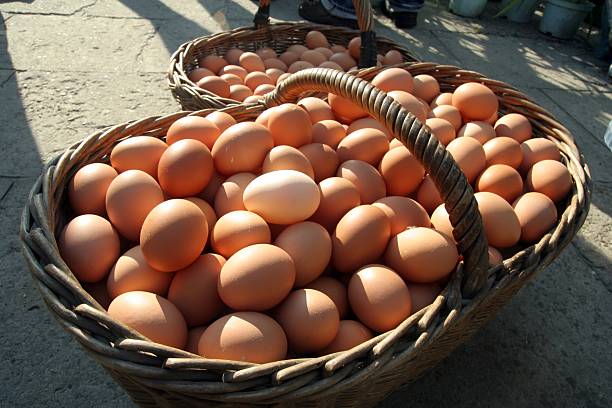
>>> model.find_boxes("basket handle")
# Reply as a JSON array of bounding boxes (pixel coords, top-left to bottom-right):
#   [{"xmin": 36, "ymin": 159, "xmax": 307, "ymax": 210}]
[
  {"xmin": 263, "ymin": 68, "xmax": 489, "ymax": 297},
  {"xmin": 254, "ymin": 0, "xmax": 378, "ymax": 68}
]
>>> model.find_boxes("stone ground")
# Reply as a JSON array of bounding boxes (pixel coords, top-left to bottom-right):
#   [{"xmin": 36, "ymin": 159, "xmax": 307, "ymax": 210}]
[{"xmin": 1, "ymin": 0, "xmax": 611, "ymax": 406}]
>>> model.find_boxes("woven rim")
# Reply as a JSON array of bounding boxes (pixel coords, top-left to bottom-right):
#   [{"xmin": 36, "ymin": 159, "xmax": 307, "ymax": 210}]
[{"xmin": 20, "ymin": 65, "xmax": 591, "ymax": 406}]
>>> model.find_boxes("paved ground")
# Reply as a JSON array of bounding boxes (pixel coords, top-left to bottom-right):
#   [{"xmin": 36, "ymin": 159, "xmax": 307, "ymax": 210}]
[{"xmin": 1, "ymin": 1, "xmax": 610, "ymax": 407}]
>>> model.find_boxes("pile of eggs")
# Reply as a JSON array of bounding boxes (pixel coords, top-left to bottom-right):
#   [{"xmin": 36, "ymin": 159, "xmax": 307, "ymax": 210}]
[
  {"xmin": 188, "ymin": 30, "xmax": 404, "ymax": 102},
  {"xmin": 60, "ymin": 68, "xmax": 571, "ymax": 364}
]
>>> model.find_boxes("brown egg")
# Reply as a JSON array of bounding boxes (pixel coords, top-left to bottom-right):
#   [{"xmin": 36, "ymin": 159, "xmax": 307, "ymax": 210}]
[
  {"xmin": 373, "ymin": 196, "xmax": 430, "ymax": 236},
  {"xmin": 279, "ymin": 51, "xmax": 300, "ymax": 66},
  {"xmin": 288, "ymin": 60, "xmax": 316, "ymax": 73},
  {"xmin": 407, "ymin": 283, "xmax": 442, "ymax": 312},
  {"xmin": 220, "ymin": 73, "xmax": 242, "ymax": 86},
  {"xmin": 157, "ymin": 139, "xmax": 213, "ymax": 198},
  {"xmin": 332, "ymin": 205, "xmax": 391, "ymax": 273},
  {"xmin": 378, "ymin": 146, "xmax": 425, "ymax": 196},
  {"xmin": 211, "ymin": 122, "xmax": 274, "ymax": 176},
  {"xmin": 457, "ymin": 121, "xmax": 496, "ymax": 144},
  {"xmin": 167, "ymin": 253, "xmax": 226, "ymax": 327},
  {"xmin": 82, "ymin": 280, "xmax": 112, "ymax": 309},
  {"xmin": 383, "ymin": 49, "xmax": 403, "ymax": 65},
  {"xmin": 495, "ymin": 113, "xmax": 532, "ymax": 143},
  {"xmin": 385, "ymin": 227, "xmax": 458, "ymax": 282},
  {"xmin": 287, "ymin": 44, "xmax": 308, "ymax": 56},
  {"xmin": 185, "ymin": 326, "xmax": 207, "ymax": 354},
  {"xmin": 483, "ymin": 136, "xmax": 523, "ymax": 169},
  {"xmin": 105, "ymin": 170, "xmax": 164, "ymax": 241},
  {"xmin": 348, "ymin": 264, "xmax": 411, "ymax": 332},
  {"xmin": 301, "ymin": 50, "xmax": 327, "ymax": 66},
  {"xmin": 319, "ymin": 61, "xmax": 344, "ymax": 71},
  {"xmin": 275, "ymin": 222, "xmax": 332, "ymax": 287},
  {"xmin": 338, "ymin": 129, "xmax": 389, "ymax": 166},
  {"xmin": 311, "ymin": 120, "xmax": 347, "ymax": 149},
  {"xmin": 224, "ymin": 48, "xmax": 244, "ymax": 66},
  {"xmin": 429, "ymin": 105, "xmax": 462, "ymax": 131},
  {"xmin": 205, "ymin": 111, "xmax": 236, "ymax": 134},
  {"xmin": 253, "ymin": 84, "xmax": 275, "ymax": 96},
  {"xmin": 486, "ymin": 111, "xmax": 499, "ymax": 125},
  {"xmin": 196, "ymin": 76, "xmax": 231, "ymax": 98},
  {"xmin": 108, "ymin": 291, "xmax": 187, "ymax": 349},
  {"xmin": 166, "ymin": 116, "xmax": 221, "ymax": 150},
  {"xmin": 265, "ymin": 67, "xmax": 285, "ymax": 83},
  {"xmin": 268, "ymin": 104, "xmax": 313, "ymax": 147},
  {"xmin": 200, "ymin": 312, "xmax": 287, "ymax": 363},
  {"xmin": 347, "ymin": 117, "xmax": 392, "ymax": 140},
  {"xmin": 452, "ymin": 82, "xmax": 498, "ymax": 121},
  {"xmin": 199, "ymin": 55, "xmax": 227, "ymax": 75},
  {"xmin": 107, "ymin": 246, "xmax": 172, "ymax": 299},
  {"xmin": 69, "ymin": 163, "xmax": 117, "ymax": 216},
  {"xmin": 239, "ymin": 52, "xmax": 265, "ymax": 72},
  {"xmin": 256, "ymin": 47, "xmax": 277, "ymax": 60},
  {"xmin": 388, "ymin": 90, "xmax": 427, "ymax": 123},
  {"xmin": 310, "ymin": 177, "xmax": 360, "ymax": 230},
  {"xmin": 229, "ymin": 84, "xmax": 253, "ymax": 101},
  {"xmin": 328, "ymin": 93, "xmax": 368, "ymax": 122},
  {"xmin": 430, "ymin": 203, "xmax": 454, "ymax": 241},
  {"xmin": 298, "ymin": 143, "xmax": 339, "ymax": 182},
  {"xmin": 425, "ymin": 118, "xmax": 456, "ymax": 146},
  {"xmin": 512, "ymin": 192, "xmax": 558, "ymax": 242},
  {"xmin": 445, "ymin": 136, "xmax": 486, "ymax": 183},
  {"xmin": 297, "ymin": 97, "xmax": 334, "ymax": 123},
  {"xmin": 255, "ymin": 107, "xmax": 274, "ymax": 127},
  {"xmin": 315, "ymin": 47, "xmax": 333, "ymax": 59},
  {"xmin": 140, "ymin": 199, "xmax": 208, "ymax": 272},
  {"xmin": 188, "ymin": 67, "xmax": 214, "ymax": 82},
  {"xmin": 519, "ymin": 138, "xmax": 561, "ymax": 174},
  {"xmin": 244, "ymin": 72, "xmax": 273, "ymax": 91},
  {"xmin": 372, "ymin": 67, "xmax": 414, "ymax": 94},
  {"xmin": 220, "ymin": 65, "xmax": 248, "ymax": 80},
  {"xmin": 413, "ymin": 75, "xmax": 440, "ymax": 103},
  {"xmin": 218, "ymin": 244, "xmax": 295, "ymax": 310},
  {"xmin": 264, "ymin": 59, "xmax": 288, "ymax": 72},
  {"xmin": 59, "ymin": 214, "xmax": 120, "ymax": 283},
  {"xmin": 110, "ymin": 136, "xmax": 167, "ymax": 180},
  {"xmin": 347, "ymin": 37, "xmax": 361, "ymax": 59},
  {"xmin": 306, "ymin": 30, "xmax": 330, "ymax": 49},
  {"xmin": 275, "ymin": 289, "xmax": 339, "ymax": 353},
  {"xmin": 329, "ymin": 53, "xmax": 357, "ymax": 71},
  {"xmin": 198, "ymin": 169, "xmax": 225, "ymax": 204},
  {"xmin": 262, "ymin": 145, "xmax": 314, "ymax": 178},
  {"xmin": 337, "ymin": 160, "xmax": 386, "ymax": 204},
  {"xmin": 210, "ymin": 211, "xmax": 271, "ymax": 258},
  {"xmin": 430, "ymin": 92, "xmax": 453, "ymax": 109},
  {"xmin": 306, "ymin": 276, "xmax": 349, "ymax": 318},
  {"xmin": 488, "ymin": 245, "xmax": 503, "ymax": 266},
  {"xmin": 526, "ymin": 160, "xmax": 572, "ymax": 203},
  {"xmin": 474, "ymin": 191, "xmax": 521, "ymax": 248},
  {"xmin": 416, "ymin": 175, "xmax": 443, "ymax": 214},
  {"xmin": 389, "ymin": 138, "xmax": 404, "ymax": 149},
  {"xmin": 184, "ymin": 197, "xmax": 216, "ymax": 236},
  {"xmin": 214, "ymin": 172, "xmax": 256, "ymax": 216},
  {"xmin": 320, "ymin": 320, "xmax": 373, "ymax": 354},
  {"xmin": 476, "ymin": 164, "xmax": 524, "ymax": 203},
  {"xmin": 243, "ymin": 170, "xmax": 320, "ymax": 224}
]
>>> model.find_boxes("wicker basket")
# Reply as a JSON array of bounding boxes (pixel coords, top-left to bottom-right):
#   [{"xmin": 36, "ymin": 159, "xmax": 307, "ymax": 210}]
[
  {"xmin": 21, "ymin": 67, "xmax": 591, "ymax": 407},
  {"xmin": 167, "ymin": 0, "xmax": 419, "ymax": 110}
]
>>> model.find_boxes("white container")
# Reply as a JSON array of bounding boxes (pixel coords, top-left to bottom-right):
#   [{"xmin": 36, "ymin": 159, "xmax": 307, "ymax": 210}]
[
  {"xmin": 449, "ymin": 0, "xmax": 488, "ymax": 17},
  {"xmin": 539, "ymin": 0, "xmax": 594, "ymax": 39}
]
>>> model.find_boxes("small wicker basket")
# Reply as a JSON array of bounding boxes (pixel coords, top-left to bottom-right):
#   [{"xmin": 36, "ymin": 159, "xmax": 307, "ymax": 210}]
[
  {"xmin": 21, "ymin": 67, "xmax": 591, "ymax": 407},
  {"xmin": 167, "ymin": 0, "xmax": 419, "ymax": 110}
]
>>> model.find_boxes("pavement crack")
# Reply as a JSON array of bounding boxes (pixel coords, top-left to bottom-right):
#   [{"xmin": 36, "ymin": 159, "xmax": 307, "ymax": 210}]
[
  {"xmin": 135, "ymin": 24, "xmax": 158, "ymax": 68},
  {"xmin": 0, "ymin": 70, "xmax": 15, "ymax": 88},
  {"xmin": 72, "ymin": 0, "xmax": 98, "ymax": 16},
  {"xmin": 570, "ymin": 241, "xmax": 612, "ymax": 295}
]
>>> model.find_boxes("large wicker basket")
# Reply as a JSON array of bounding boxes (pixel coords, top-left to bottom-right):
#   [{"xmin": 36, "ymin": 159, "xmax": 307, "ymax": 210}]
[
  {"xmin": 21, "ymin": 67, "xmax": 591, "ymax": 407},
  {"xmin": 167, "ymin": 0, "xmax": 419, "ymax": 110}
]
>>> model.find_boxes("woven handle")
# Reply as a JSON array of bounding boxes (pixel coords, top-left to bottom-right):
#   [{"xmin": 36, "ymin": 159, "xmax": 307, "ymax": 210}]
[
  {"xmin": 254, "ymin": 0, "xmax": 378, "ymax": 67},
  {"xmin": 263, "ymin": 68, "xmax": 489, "ymax": 296}
]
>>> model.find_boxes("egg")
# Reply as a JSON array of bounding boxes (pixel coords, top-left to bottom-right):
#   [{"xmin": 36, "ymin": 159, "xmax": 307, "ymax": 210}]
[
  {"xmin": 337, "ymin": 128, "xmax": 389, "ymax": 166},
  {"xmin": 107, "ymin": 246, "xmax": 172, "ymax": 299},
  {"xmin": 221, "ymin": 73, "xmax": 243, "ymax": 86},
  {"xmin": 378, "ymin": 146, "xmax": 425, "ymax": 196},
  {"xmin": 199, "ymin": 312, "xmax": 287, "ymax": 363},
  {"xmin": 526, "ymin": 160, "xmax": 572, "ymax": 202},
  {"xmin": 474, "ymin": 191, "xmax": 521, "ymax": 248},
  {"xmin": 279, "ymin": 51, "xmax": 300, "ymax": 66},
  {"xmin": 310, "ymin": 177, "xmax": 360, "ymax": 230},
  {"xmin": 68, "ymin": 163, "xmax": 117, "ymax": 216},
  {"xmin": 329, "ymin": 53, "xmax": 357, "ymax": 71},
  {"xmin": 214, "ymin": 172, "xmax": 256, "ymax": 216},
  {"xmin": 311, "ymin": 120, "xmax": 347, "ymax": 149},
  {"xmin": 188, "ymin": 67, "xmax": 214, "ymax": 82},
  {"xmin": 486, "ymin": 111, "xmax": 499, "ymax": 125},
  {"xmin": 261, "ymin": 145, "xmax": 314, "ymax": 179},
  {"xmin": 288, "ymin": 60, "xmax": 316, "ymax": 73},
  {"xmin": 219, "ymin": 65, "xmax": 248, "ymax": 80},
  {"xmin": 483, "ymin": 136, "xmax": 523, "ymax": 169},
  {"xmin": 430, "ymin": 204, "xmax": 454, "ymax": 241},
  {"xmin": 347, "ymin": 117, "xmax": 392, "ymax": 140},
  {"xmin": 256, "ymin": 47, "xmax": 277, "ymax": 60},
  {"xmin": 275, "ymin": 289, "xmax": 339, "ymax": 353},
  {"xmin": 105, "ymin": 170, "xmax": 164, "ymax": 241},
  {"xmin": 110, "ymin": 136, "xmax": 167, "ymax": 181},
  {"xmin": 287, "ymin": 44, "xmax": 308, "ymax": 56},
  {"xmin": 494, "ymin": 113, "xmax": 532, "ymax": 143},
  {"xmin": 196, "ymin": 76, "xmax": 231, "ymax": 98},
  {"xmin": 218, "ymin": 244, "xmax": 295, "ymax": 310},
  {"xmin": 244, "ymin": 72, "xmax": 274, "ymax": 91},
  {"xmin": 457, "ymin": 121, "xmax": 496, "ymax": 144},
  {"xmin": 348, "ymin": 264, "xmax": 412, "ymax": 332},
  {"xmin": 108, "ymin": 291, "xmax": 187, "ymax": 349},
  {"xmin": 255, "ymin": 107, "xmax": 275, "ymax": 127},
  {"xmin": 332, "ymin": 205, "xmax": 391, "ymax": 273},
  {"xmin": 383, "ymin": 49, "xmax": 403, "ymax": 65},
  {"xmin": 301, "ymin": 50, "xmax": 327, "ymax": 66},
  {"xmin": 210, "ymin": 211, "xmax": 271, "ymax": 258},
  {"xmin": 488, "ymin": 245, "xmax": 503, "ymax": 266},
  {"xmin": 275, "ymin": 222, "xmax": 332, "ymax": 287},
  {"xmin": 239, "ymin": 52, "xmax": 265, "ymax": 72},
  {"xmin": 224, "ymin": 48, "xmax": 244, "ymax": 65},
  {"xmin": 430, "ymin": 92, "xmax": 453, "ymax": 109},
  {"xmin": 59, "ymin": 214, "xmax": 120, "ymax": 282},
  {"xmin": 372, "ymin": 68, "xmax": 414, "ymax": 94},
  {"xmin": 295, "ymin": 143, "xmax": 337, "ymax": 182},
  {"xmin": 305, "ymin": 30, "xmax": 329, "ymax": 49},
  {"xmin": 416, "ymin": 175, "xmax": 443, "ymax": 214},
  {"xmin": 243, "ymin": 170, "xmax": 320, "ymax": 224},
  {"xmin": 347, "ymin": 37, "xmax": 361, "ymax": 59},
  {"xmin": 306, "ymin": 276, "xmax": 349, "ymax": 318},
  {"xmin": 476, "ymin": 164, "xmax": 524, "ymax": 203},
  {"xmin": 267, "ymin": 104, "xmax": 313, "ymax": 147},
  {"xmin": 328, "ymin": 93, "xmax": 367, "ymax": 122},
  {"xmin": 445, "ymin": 136, "xmax": 486, "ymax": 183},
  {"xmin": 157, "ymin": 139, "xmax": 213, "ymax": 198},
  {"xmin": 519, "ymin": 138, "xmax": 561, "ymax": 174},
  {"xmin": 372, "ymin": 196, "xmax": 430, "ymax": 236},
  {"xmin": 512, "ymin": 192, "xmax": 558, "ymax": 242},
  {"xmin": 166, "ymin": 116, "xmax": 221, "ymax": 150},
  {"xmin": 429, "ymin": 105, "xmax": 462, "ymax": 130},
  {"xmin": 315, "ymin": 47, "xmax": 333, "ymax": 59},
  {"xmin": 452, "ymin": 82, "xmax": 498, "ymax": 121},
  {"xmin": 389, "ymin": 138, "xmax": 404, "ymax": 149},
  {"xmin": 319, "ymin": 61, "xmax": 344, "ymax": 71},
  {"xmin": 211, "ymin": 122, "xmax": 274, "ymax": 176},
  {"xmin": 337, "ymin": 160, "xmax": 386, "ymax": 204},
  {"xmin": 140, "ymin": 199, "xmax": 208, "ymax": 272},
  {"xmin": 425, "ymin": 118, "xmax": 456, "ymax": 146},
  {"xmin": 413, "ymin": 75, "xmax": 440, "ymax": 103},
  {"xmin": 167, "ymin": 253, "xmax": 226, "ymax": 327},
  {"xmin": 264, "ymin": 59, "xmax": 288, "ymax": 71},
  {"xmin": 199, "ymin": 55, "xmax": 227, "ymax": 75},
  {"xmin": 320, "ymin": 320, "xmax": 373, "ymax": 354},
  {"xmin": 185, "ymin": 326, "xmax": 207, "ymax": 354},
  {"xmin": 387, "ymin": 90, "xmax": 427, "ymax": 123},
  {"xmin": 198, "ymin": 169, "xmax": 225, "ymax": 204},
  {"xmin": 229, "ymin": 84, "xmax": 253, "ymax": 101},
  {"xmin": 183, "ymin": 197, "xmax": 217, "ymax": 236},
  {"xmin": 297, "ymin": 97, "xmax": 334, "ymax": 123},
  {"xmin": 205, "ymin": 111, "xmax": 236, "ymax": 133},
  {"xmin": 407, "ymin": 283, "xmax": 442, "ymax": 312}
]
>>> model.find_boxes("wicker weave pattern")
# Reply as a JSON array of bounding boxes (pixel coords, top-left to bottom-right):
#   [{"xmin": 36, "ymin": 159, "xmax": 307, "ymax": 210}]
[{"xmin": 20, "ymin": 66, "xmax": 591, "ymax": 407}]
